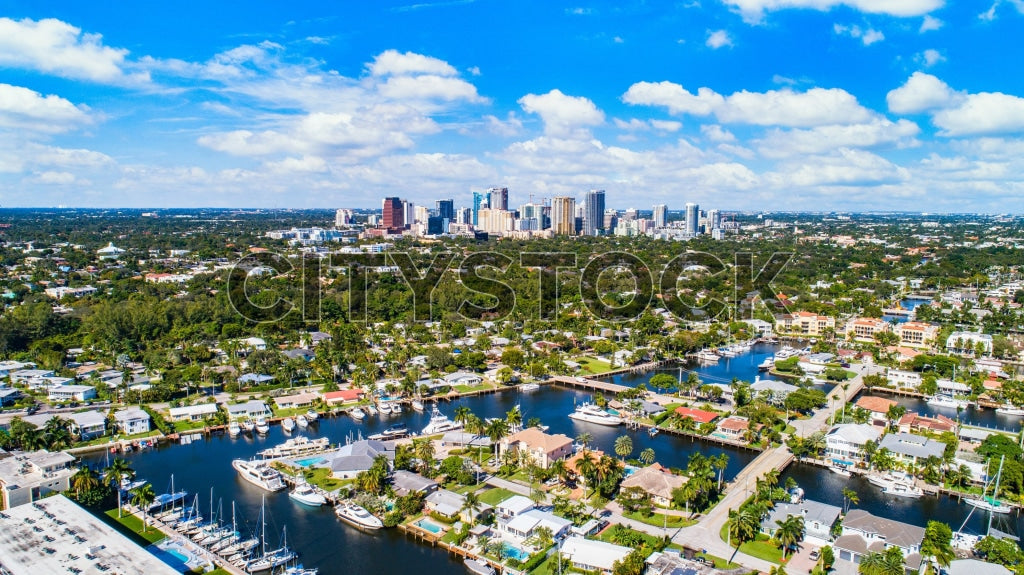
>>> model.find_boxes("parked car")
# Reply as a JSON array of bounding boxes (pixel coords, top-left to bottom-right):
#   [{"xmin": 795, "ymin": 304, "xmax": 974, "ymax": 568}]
[{"xmin": 809, "ymin": 550, "xmax": 820, "ymax": 561}]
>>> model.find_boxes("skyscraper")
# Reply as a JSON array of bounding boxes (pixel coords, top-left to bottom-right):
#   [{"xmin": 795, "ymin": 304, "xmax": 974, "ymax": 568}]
[
  {"xmin": 382, "ymin": 197, "xmax": 404, "ymax": 230},
  {"xmin": 551, "ymin": 196, "xmax": 575, "ymax": 235},
  {"xmin": 708, "ymin": 209, "xmax": 721, "ymax": 231},
  {"xmin": 402, "ymin": 200, "xmax": 416, "ymax": 228},
  {"xmin": 685, "ymin": 202, "xmax": 699, "ymax": 236},
  {"xmin": 653, "ymin": 204, "xmax": 667, "ymax": 228},
  {"xmin": 487, "ymin": 187, "xmax": 509, "ymax": 211},
  {"xmin": 583, "ymin": 189, "xmax": 606, "ymax": 236},
  {"xmin": 456, "ymin": 207, "xmax": 471, "ymax": 225},
  {"xmin": 472, "ymin": 191, "xmax": 489, "ymax": 226},
  {"xmin": 436, "ymin": 199, "xmax": 454, "ymax": 222}
]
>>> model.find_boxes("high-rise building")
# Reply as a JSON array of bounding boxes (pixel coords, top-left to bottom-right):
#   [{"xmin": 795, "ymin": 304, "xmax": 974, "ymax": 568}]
[
  {"xmin": 335, "ymin": 209, "xmax": 354, "ymax": 227},
  {"xmin": 622, "ymin": 208, "xmax": 638, "ymax": 222},
  {"xmin": 414, "ymin": 205, "xmax": 430, "ymax": 225},
  {"xmin": 685, "ymin": 202, "xmax": 699, "ymax": 236},
  {"xmin": 603, "ymin": 209, "xmax": 618, "ymax": 232},
  {"xmin": 477, "ymin": 208, "xmax": 514, "ymax": 234},
  {"xmin": 472, "ymin": 191, "xmax": 489, "ymax": 226},
  {"xmin": 427, "ymin": 215, "xmax": 445, "ymax": 235},
  {"xmin": 402, "ymin": 200, "xmax": 416, "ymax": 228},
  {"xmin": 583, "ymin": 189, "xmax": 606, "ymax": 236},
  {"xmin": 551, "ymin": 196, "xmax": 575, "ymax": 235},
  {"xmin": 456, "ymin": 207, "xmax": 471, "ymax": 225},
  {"xmin": 708, "ymin": 209, "xmax": 721, "ymax": 231},
  {"xmin": 436, "ymin": 199, "xmax": 454, "ymax": 221},
  {"xmin": 653, "ymin": 204, "xmax": 667, "ymax": 228},
  {"xmin": 382, "ymin": 197, "xmax": 404, "ymax": 230},
  {"xmin": 487, "ymin": 187, "xmax": 509, "ymax": 211}
]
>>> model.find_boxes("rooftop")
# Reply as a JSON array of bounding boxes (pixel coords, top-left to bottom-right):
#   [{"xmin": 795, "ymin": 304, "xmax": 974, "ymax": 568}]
[{"xmin": 855, "ymin": 396, "xmax": 897, "ymax": 414}]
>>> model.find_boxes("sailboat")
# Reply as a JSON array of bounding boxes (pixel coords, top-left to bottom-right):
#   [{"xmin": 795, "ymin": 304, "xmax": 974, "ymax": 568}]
[
  {"xmin": 245, "ymin": 496, "xmax": 297, "ymax": 573},
  {"xmin": 965, "ymin": 455, "xmax": 1012, "ymax": 514}
]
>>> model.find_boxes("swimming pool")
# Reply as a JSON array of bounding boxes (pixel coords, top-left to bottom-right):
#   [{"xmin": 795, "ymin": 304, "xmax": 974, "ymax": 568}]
[
  {"xmin": 294, "ymin": 456, "xmax": 325, "ymax": 467},
  {"xmin": 414, "ymin": 518, "xmax": 444, "ymax": 534},
  {"xmin": 148, "ymin": 539, "xmax": 204, "ymax": 571},
  {"xmin": 502, "ymin": 543, "xmax": 530, "ymax": 562}
]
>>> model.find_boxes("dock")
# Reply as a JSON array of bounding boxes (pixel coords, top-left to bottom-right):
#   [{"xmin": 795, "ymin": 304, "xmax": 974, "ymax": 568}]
[
  {"xmin": 124, "ymin": 504, "xmax": 249, "ymax": 575},
  {"xmin": 549, "ymin": 375, "xmax": 629, "ymax": 395}
]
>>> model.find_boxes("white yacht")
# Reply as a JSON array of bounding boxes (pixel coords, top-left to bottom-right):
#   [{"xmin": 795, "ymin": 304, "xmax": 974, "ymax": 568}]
[
  {"xmin": 568, "ymin": 402, "xmax": 622, "ymax": 426},
  {"xmin": 368, "ymin": 423, "xmax": 410, "ymax": 441},
  {"xmin": 773, "ymin": 346, "xmax": 800, "ymax": 361},
  {"xmin": 392, "ymin": 402, "xmax": 404, "ymax": 414},
  {"xmin": 996, "ymin": 405, "xmax": 1024, "ymax": 416},
  {"xmin": 411, "ymin": 399, "xmax": 425, "ymax": 412},
  {"xmin": 232, "ymin": 459, "xmax": 286, "ymax": 492},
  {"xmin": 350, "ymin": 407, "xmax": 366, "ymax": 420},
  {"xmin": 882, "ymin": 481, "xmax": 923, "ymax": 498},
  {"xmin": 519, "ymin": 383, "xmax": 541, "ymax": 392},
  {"xmin": 365, "ymin": 405, "xmax": 378, "ymax": 416},
  {"xmin": 228, "ymin": 421, "xmax": 241, "ymax": 437},
  {"xmin": 289, "ymin": 481, "xmax": 327, "ymax": 507},
  {"xmin": 758, "ymin": 358, "xmax": 775, "ymax": 371},
  {"xmin": 421, "ymin": 406, "xmax": 464, "ymax": 435},
  {"xmin": 926, "ymin": 395, "xmax": 971, "ymax": 410},
  {"xmin": 465, "ymin": 558, "xmax": 496, "ymax": 575},
  {"xmin": 255, "ymin": 417, "xmax": 270, "ymax": 435},
  {"xmin": 829, "ymin": 466, "xmax": 852, "ymax": 477},
  {"xmin": 335, "ymin": 502, "xmax": 383, "ymax": 530},
  {"xmin": 241, "ymin": 418, "xmax": 256, "ymax": 433},
  {"xmin": 296, "ymin": 414, "xmax": 309, "ymax": 428},
  {"xmin": 258, "ymin": 436, "xmax": 331, "ymax": 459},
  {"xmin": 966, "ymin": 456, "xmax": 1012, "ymax": 514},
  {"xmin": 305, "ymin": 408, "xmax": 319, "ymax": 421},
  {"xmin": 281, "ymin": 417, "xmax": 296, "ymax": 433},
  {"xmin": 696, "ymin": 349, "xmax": 720, "ymax": 363},
  {"xmin": 378, "ymin": 402, "xmax": 394, "ymax": 415}
]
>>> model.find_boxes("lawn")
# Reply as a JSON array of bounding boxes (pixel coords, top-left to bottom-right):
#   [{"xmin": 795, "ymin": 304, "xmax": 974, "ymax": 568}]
[
  {"xmin": 598, "ymin": 524, "xmax": 662, "ymax": 549},
  {"xmin": 576, "ymin": 357, "xmax": 613, "ymax": 374},
  {"xmin": 456, "ymin": 382, "xmax": 495, "ymax": 393},
  {"xmin": 104, "ymin": 509, "xmax": 166, "ymax": 544},
  {"xmin": 663, "ymin": 544, "xmax": 741, "ymax": 570},
  {"xmin": 440, "ymin": 528, "xmax": 464, "ymax": 544},
  {"xmin": 478, "ymin": 487, "xmax": 516, "ymax": 506},
  {"xmin": 719, "ymin": 523, "xmax": 784, "ymax": 564},
  {"xmin": 301, "ymin": 467, "xmax": 348, "ymax": 491},
  {"xmin": 622, "ymin": 510, "xmax": 697, "ymax": 529}
]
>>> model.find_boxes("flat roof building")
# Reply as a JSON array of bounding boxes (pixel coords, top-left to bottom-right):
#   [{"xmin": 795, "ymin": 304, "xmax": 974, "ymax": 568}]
[{"xmin": 0, "ymin": 449, "xmax": 77, "ymax": 509}]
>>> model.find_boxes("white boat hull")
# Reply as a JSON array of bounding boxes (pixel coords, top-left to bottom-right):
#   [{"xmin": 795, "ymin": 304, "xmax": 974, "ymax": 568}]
[
  {"xmin": 996, "ymin": 407, "xmax": 1024, "ymax": 416},
  {"xmin": 965, "ymin": 498, "xmax": 1013, "ymax": 514},
  {"xmin": 335, "ymin": 503, "xmax": 383, "ymax": 530},
  {"xmin": 568, "ymin": 412, "xmax": 622, "ymax": 426}
]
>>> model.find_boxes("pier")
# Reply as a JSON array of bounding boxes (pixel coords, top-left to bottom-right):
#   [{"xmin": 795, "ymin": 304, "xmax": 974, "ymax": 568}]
[
  {"xmin": 593, "ymin": 359, "xmax": 673, "ymax": 378},
  {"xmin": 549, "ymin": 375, "xmax": 629, "ymax": 395},
  {"xmin": 124, "ymin": 504, "xmax": 248, "ymax": 575}
]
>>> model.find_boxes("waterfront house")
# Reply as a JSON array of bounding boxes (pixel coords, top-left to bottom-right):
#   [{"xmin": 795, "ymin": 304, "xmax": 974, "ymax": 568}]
[
  {"xmin": 391, "ymin": 470, "xmax": 438, "ymax": 496},
  {"xmin": 775, "ymin": 311, "xmax": 835, "ymax": 337},
  {"xmin": 946, "ymin": 331, "xmax": 993, "ymax": 357},
  {"xmin": 948, "ymin": 559, "xmax": 1011, "ymax": 575},
  {"xmin": 496, "ymin": 495, "xmax": 534, "ymax": 520},
  {"xmin": 855, "ymin": 396, "xmax": 897, "ymax": 427},
  {"xmin": 750, "ymin": 379, "xmax": 799, "ymax": 405},
  {"xmin": 847, "ymin": 317, "xmax": 890, "ymax": 343},
  {"xmin": 498, "ymin": 427, "xmax": 573, "ymax": 469},
  {"xmin": 559, "ymin": 536, "xmax": 633, "ymax": 575},
  {"xmin": 65, "ymin": 410, "xmax": 107, "ymax": 440},
  {"xmin": 327, "ymin": 440, "xmax": 395, "ymax": 479},
  {"xmin": 501, "ymin": 508, "xmax": 572, "ymax": 541},
  {"xmin": 834, "ymin": 509, "xmax": 924, "ymax": 572},
  {"xmin": 715, "ymin": 416, "xmax": 752, "ymax": 439},
  {"xmin": 0, "ymin": 449, "xmax": 77, "ymax": 508},
  {"xmin": 672, "ymin": 407, "xmax": 719, "ymax": 425},
  {"xmin": 274, "ymin": 392, "xmax": 318, "ymax": 411},
  {"xmin": 761, "ymin": 499, "xmax": 842, "ymax": 543},
  {"xmin": 424, "ymin": 488, "xmax": 492, "ymax": 523},
  {"xmin": 896, "ymin": 322, "xmax": 938, "ymax": 349},
  {"xmin": 168, "ymin": 403, "xmax": 219, "ymax": 422},
  {"xmin": 47, "ymin": 384, "xmax": 97, "ymax": 402},
  {"xmin": 113, "ymin": 407, "xmax": 151, "ymax": 435},
  {"xmin": 886, "ymin": 369, "xmax": 922, "ymax": 390},
  {"xmin": 442, "ymin": 372, "xmax": 482, "ymax": 387},
  {"xmin": 322, "ymin": 389, "xmax": 364, "ymax": 406},
  {"xmin": 825, "ymin": 424, "xmax": 883, "ymax": 465},
  {"xmin": 226, "ymin": 400, "xmax": 271, "ymax": 421},
  {"xmin": 618, "ymin": 463, "xmax": 687, "ymax": 507},
  {"xmin": 897, "ymin": 412, "xmax": 957, "ymax": 434},
  {"xmin": 878, "ymin": 433, "xmax": 946, "ymax": 465}
]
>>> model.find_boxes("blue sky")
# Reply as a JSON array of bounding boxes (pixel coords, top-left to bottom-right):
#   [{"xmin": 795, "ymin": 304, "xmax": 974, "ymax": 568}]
[{"xmin": 1, "ymin": 0, "xmax": 1023, "ymax": 212}]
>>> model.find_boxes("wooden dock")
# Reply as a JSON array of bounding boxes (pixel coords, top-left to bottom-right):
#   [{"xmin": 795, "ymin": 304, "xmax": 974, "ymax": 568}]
[
  {"xmin": 126, "ymin": 505, "xmax": 249, "ymax": 575},
  {"xmin": 549, "ymin": 375, "xmax": 629, "ymax": 395}
]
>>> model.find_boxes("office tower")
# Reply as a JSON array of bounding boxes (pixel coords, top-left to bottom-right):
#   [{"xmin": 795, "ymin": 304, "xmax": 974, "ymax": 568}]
[
  {"xmin": 685, "ymin": 202, "xmax": 699, "ymax": 236},
  {"xmin": 583, "ymin": 189, "xmax": 606, "ymax": 236},
  {"xmin": 472, "ymin": 191, "xmax": 489, "ymax": 226},
  {"xmin": 519, "ymin": 202, "xmax": 542, "ymax": 220},
  {"xmin": 708, "ymin": 209, "xmax": 721, "ymax": 231},
  {"xmin": 456, "ymin": 207, "xmax": 471, "ymax": 225},
  {"xmin": 436, "ymin": 199, "xmax": 454, "ymax": 221},
  {"xmin": 335, "ymin": 209, "xmax": 353, "ymax": 227},
  {"xmin": 427, "ymin": 215, "xmax": 444, "ymax": 235},
  {"xmin": 402, "ymin": 200, "xmax": 416, "ymax": 229},
  {"xmin": 540, "ymin": 204, "xmax": 551, "ymax": 229},
  {"xmin": 487, "ymin": 187, "xmax": 509, "ymax": 211},
  {"xmin": 603, "ymin": 209, "xmax": 618, "ymax": 231},
  {"xmin": 653, "ymin": 204, "xmax": 667, "ymax": 228},
  {"xmin": 623, "ymin": 208, "xmax": 638, "ymax": 222},
  {"xmin": 382, "ymin": 197, "xmax": 404, "ymax": 230},
  {"xmin": 477, "ymin": 208, "xmax": 513, "ymax": 234},
  {"xmin": 414, "ymin": 205, "xmax": 430, "ymax": 225},
  {"xmin": 551, "ymin": 196, "xmax": 575, "ymax": 235}
]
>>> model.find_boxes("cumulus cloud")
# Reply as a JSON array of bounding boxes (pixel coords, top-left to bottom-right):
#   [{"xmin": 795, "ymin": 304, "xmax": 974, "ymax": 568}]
[
  {"xmin": 518, "ymin": 89, "xmax": 604, "ymax": 137},
  {"xmin": 369, "ymin": 50, "xmax": 457, "ymax": 76},
  {"xmin": 484, "ymin": 113, "xmax": 523, "ymax": 137},
  {"xmin": 886, "ymin": 72, "xmax": 960, "ymax": 114},
  {"xmin": 919, "ymin": 15, "xmax": 943, "ymax": 31},
  {"xmin": 722, "ymin": 0, "xmax": 943, "ymax": 24},
  {"xmin": 701, "ymin": 125, "xmax": 737, "ymax": 142},
  {"xmin": 377, "ymin": 74, "xmax": 484, "ymax": 102},
  {"xmin": 0, "ymin": 17, "xmax": 147, "ymax": 85},
  {"xmin": 755, "ymin": 118, "xmax": 920, "ymax": 158},
  {"xmin": 706, "ymin": 30, "xmax": 734, "ymax": 49},
  {"xmin": 933, "ymin": 92, "xmax": 1024, "ymax": 136},
  {"xmin": 834, "ymin": 23, "xmax": 885, "ymax": 45},
  {"xmin": 625, "ymin": 81, "xmax": 875, "ymax": 127},
  {"xmin": 770, "ymin": 148, "xmax": 910, "ymax": 187},
  {"xmin": 918, "ymin": 49, "xmax": 944, "ymax": 67},
  {"xmin": 613, "ymin": 118, "xmax": 683, "ymax": 132},
  {"xmin": 0, "ymin": 83, "xmax": 92, "ymax": 133}
]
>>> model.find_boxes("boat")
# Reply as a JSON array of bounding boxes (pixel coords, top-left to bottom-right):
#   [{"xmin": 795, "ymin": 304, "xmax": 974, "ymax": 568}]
[
  {"xmin": 281, "ymin": 417, "xmax": 296, "ymax": 433},
  {"xmin": 926, "ymin": 394, "xmax": 971, "ymax": 409},
  {"xmin": 648, "ymin": 427, "xmax": 659, "ymax": 437},
  {"xmin": 758, "ymin": 358, "xmax": 775, "ymax": 371},
  {"xmin": 464, "ymin": 558, "xmax": 496, "ymax": 575},
  {"xmin": 391, "ymin": 402, "xmax": 403, "ymax": 414},
  {"xmin": 241, "ymin": 418, "xmax": 256, "ymax": 433},
  {"xmin": 966, "ymin": 455, "xmax": 1013, "ymax": 514},
  {"xmin": 334, "ymin": 501, "xmax": 383, "ymax": 530},
  {"xmin": 289, "ymin": 481, "xmax": 327, "ymax": 507},
  {"xmin": 696, "ymin": 349, "xmax": 720, "ymax": 363},
  {"xmin": 246, "ymin": 503, "xmax": 297, "ymax": 574},
  {"xmin": 255, "ymin": 417, "xmax": 270, "ymax": 435},
  {"xmin": 411, "ymin": 399, "xmax": 425, "ymax": 412},
  {"xmin": 284, "ymin": 567, "xmax": 319, "ymax": 575},
  {"xmin": 378, "ymin": 402, "xmax": 393, "ymax": 415},
  {"xmin": 421, "ymin": 405, "xmax": 464, "ymax": 435},
  {"xmin": 828, "ymin": 466, "xmax": 852, "ymax": 477},
  {"xmin": 519, "ymin": 383, "xmax": 541, "ymax": 392},
  {"xmin": 882, "ymin": 481, "xmax": 923, "ymax": 498},
  {"xmin": 368, "ymin": 423, "xmax": 410, "ymax": 441},
  {"xmin": 296, "ymin": 414, "xmax": 309, "ymax": 428},
  {"xmin": 773, "ymin": 346, "xmax": 800, "ymax": 361},
  {"xmin": 996, "ymin": 405, "xmax": 1024, "ymax": 416},
  {"xmin": 568, "ymin": 402, "xmax": 622, "ymax": 426},
  {"xmin": 717, "ymin": 346, "xmax": 738, "ymax": 358},
  {"xmin": 228, "ymin": 420, "xmax": 241, "ymax": 437},
  {"xmin": 258, "ymin": 436, "xmax": 331, "ymax": 459},
  {"xmin": 350, "ymin": 407, "xmax": 366, "ymax": 420},
  {"xmin": 305, "ymin": 408, "xmax": 319, "ymax": 421},
  {"xmin": 365, "ymin": 405, "xmax": 378, "ymax": 416},
  {"xmin": 232, "ymin": 459, "xmax": 287, "ymax": 492}
]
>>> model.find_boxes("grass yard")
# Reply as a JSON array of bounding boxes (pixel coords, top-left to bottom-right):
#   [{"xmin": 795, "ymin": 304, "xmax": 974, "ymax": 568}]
[
  {"xmin": 622, "ymin": 510, "xmax": 697, "ymax": 528},
  {"xmin": 301, "ymin": 466, "xmax": 348, "ymax": 491},
  {"xmin": 575, "ymin": 357, "xmax": 613, "ymax": 374},
  {"xmin": 104, "ymin": 509, "xmax": 166, "ymax": 544},
  {"xmin": 719, "ymin": 523, "xmax": 784, "ymax": 564},
  {"xmin": 478, "ymin": 487, "xmax": 516, "ymax": 506}
]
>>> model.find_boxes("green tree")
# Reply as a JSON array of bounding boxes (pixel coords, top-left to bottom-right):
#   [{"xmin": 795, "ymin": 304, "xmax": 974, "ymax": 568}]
[
  {"xmin": 776, "ymin": 515, "xmax": 805, "ymax": 559},
  {"xmin": 727, "ymin": 506, "xmax": 761, "ymax": 563},
  {"xmin": 858, "ymin": 546, "xmax": 905, "ymax": 575},
  {"xmin": 921, "ymin": 521, "xmax": 955, "ymax": 569},
  {"xmin": 129, "ymin": 483, "xmax": 156, "ymax": 531},
  {"xmin": 639, "ymin": 447, "xmax": 656, "ymax": 466},
  {"xmin": 104, "ymin": 458, "xmax": 135, "ymax": 518},
  {"xmin": 614, "ymin": 435, "xmax": 633, "ymax": 462},
  {"xmin": 842, "ymin": 487, "xmax": 859, "ymax": 514}
]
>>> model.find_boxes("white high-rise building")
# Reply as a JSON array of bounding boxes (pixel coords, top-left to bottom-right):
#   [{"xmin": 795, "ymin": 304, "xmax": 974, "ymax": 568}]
[
  {"xmin": 402, "ymin": 200, "xmax": 416, "ymax": 228},
  {"xmin": 708, "ymin": 209, "xmax": 721, "ymax": 231},
  {"xmin": 456, "ymin": 207, "xmax": 471, "ymax": 225},
  {"xmin": 685, "ymin": 202, "xmax": 699, "ymax": 236},
  {"xmin": 653, "ymin": 204, "xmax": 667, "ymax": 228},
  {"xmin": 583, "ymin": 189, "xmax": 606, "ymax": 236},
  {"xmin": 335, "ymin": 209, "xmax": 354, "ymax": 227}
]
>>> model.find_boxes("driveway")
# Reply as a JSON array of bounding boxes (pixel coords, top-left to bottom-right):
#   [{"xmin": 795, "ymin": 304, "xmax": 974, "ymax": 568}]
[{"xmin": 785, "ymin": 543, "xmax": 819, "ymax": 575}]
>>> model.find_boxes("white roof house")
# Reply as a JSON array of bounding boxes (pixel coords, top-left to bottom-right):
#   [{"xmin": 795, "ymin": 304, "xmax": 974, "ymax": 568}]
[
  {"xmin": 495, "ymin": 495, "xmax": 534, "ymax": 519},
  {"xmin": 65, "ymin": 410, "xmax": 107, "ymax": 439},
  {"xmin": 502, "ymin": 509, "xmax": 572, "ymax": 541},
  {"xmin": 826, "ymin": 423, "xmax": 883, "ymax": 464},
  {"xmin": 168, "ymin": 403, "xmax": 219, "ymax": 421},
  {"xmin": 47, "ymin": 385, "xmax": 97, "ymax": 402},
  {"xmin": 560, "ymin": 536, "xmax": 633, "ymax": 575},
  {"xmin": 114, "ymin": 407, "xmax": 151, "ymax": 435},
  {"xmin": 226, "ymin": 400, "xmax": 271, "ymax": 420}
]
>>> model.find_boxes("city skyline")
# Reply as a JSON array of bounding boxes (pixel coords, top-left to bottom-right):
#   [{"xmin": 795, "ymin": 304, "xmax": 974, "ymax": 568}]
[{"xmin": 1, "ymin": 2, "xmax": 1024, "ymax": 212}]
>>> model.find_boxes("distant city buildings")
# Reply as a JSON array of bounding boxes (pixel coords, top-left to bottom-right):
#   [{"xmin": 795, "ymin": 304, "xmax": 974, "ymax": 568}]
[
  {"xmin": 653, "ymin": 204, "xmax": 667, "ymax": 228},
  {"xmin": 583, "ymin": 189, "xmax": 605, "ymax": 236}
]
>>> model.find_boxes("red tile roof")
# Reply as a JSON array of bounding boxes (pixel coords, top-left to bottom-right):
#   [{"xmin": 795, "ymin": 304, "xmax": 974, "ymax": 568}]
[
  {"xmin": 673, "ymin": 407, "xmax": 719, "ymax": 424},
  {"xmin": 855, "ymin": 396, "xmax": 897, "ymax": 414}
]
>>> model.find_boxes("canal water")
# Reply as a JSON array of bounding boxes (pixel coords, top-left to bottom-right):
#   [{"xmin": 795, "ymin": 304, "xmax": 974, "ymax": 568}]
[
  {"xmin": 601, "ymin": 342, "xmax": 784, "ymax": 389},
  {"xmin": 855, "ymin": 391, "xmax": 1024, "ymax": 433},
  {"xmin": 83, "ymin": 386, "xmax": 757, "ymax": 575}
]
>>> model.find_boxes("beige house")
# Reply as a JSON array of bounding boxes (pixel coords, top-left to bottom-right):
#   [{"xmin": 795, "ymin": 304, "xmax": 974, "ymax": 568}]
[
  {"xmin": 618, "ymin": 463, "xmax": 687, "ymax": 507},
  {"xmin": 775, "ymin": 311, "xmax": 835, "ymax": 337},
  {"xmin": 896, "ymin": 322, "xmax": 938, "ymax": 349},
  {"xmin": 498, "ymin": 427, "xmax": 573, "ymax": 469},
  {"xmin": 847, "ymin": 317, "xmax": 890, "ymax": 342}
]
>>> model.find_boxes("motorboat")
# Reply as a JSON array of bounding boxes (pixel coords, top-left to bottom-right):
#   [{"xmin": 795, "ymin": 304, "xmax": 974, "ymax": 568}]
[
  {"xmin": 648, "ymin": 427, "xmax": 659, "ymax": 437},
  {"xmin": 335, "ymin": 501, "xmax": 383, "ymax": 530},
  {"xmin": 696, "ymin": 349, "xmax": 720, "ymax": 363},
  {"xmin": 421, "ymin": 406, "xmax": 464, "ymax": 435},
  {"xmin": 926, "ymin": 394, "xmax": 971, "ymax": 410},
  {"xmin": 829, "ymin": 466, "xmax": 852, "ymax": 477},
  {"xmin": 378, "ymin": 402, "xmax": 393, "ymax": 415},
  {"xmin": 284, "ymin": 565, "xmax": 319, "ymax": 575},
  {"xmin": 365, "ymin": 405, "xmax": 378, "ymax": 416},
  {"xmin": 965, "ymin": 455, "xmax": 1013, "ymax": 514},
  {"xmin": 350, "ymin": 407, "xmax": 366, "ymax": 420},
  {"xmin": 519, "ymin": 383, "xmax": 541, "ymax": 392},
  {"xmin": 368, "ymin": 423, "xmax": 410, "ymax": 441},
  {"xmin": 996, "ymin": 405, "xmax": 1024, "ymax": 416},
  {"xmin": 568, "ymin": 402, "xmax": 622, "ymax": 426},
  {"xmin": 391, "ymin": 402, "xmax": 404, "ymax": 414},
  {"xmin": 241, "ymin": 418, "xmax": 256, "ymax": 433},
  {"xmin": 882, "ymin": 481, "xmax": 923, "ymax": 498},
  {"xmin": 258, "ymin": 436, "xmax": 331, "ymax": 459},
  {"xmin": 228, "ymin": 421, "xmax": 241, "ymax": 437},
  {"xmin": 281, "ymin": 417, "xmax": 296, "ymax": 433},
  {"xmin": 289, "ymin": 481, "xmax": 327, "ymax": 507},
  {"xmin": 255, "ymin": 417, "xmax": 270, "ymax": 435},
  {"xmin": 758, "ymin": 358, "xmax": 775, "ymax": 371},
  {"xmin": 411, "ymin": 399, "xmax": 425, "ymax": 412},
  {"xmin": 773, "ymin": 346, "xmax": 800, "ymax": 361},
  {"xmin": 232, "ymin": 459, "xmax": 286, "ymax": 492},
  {"xmin": 305, "ymin": 408, "xmax": 319, "ymax": 421},
  {"xmin": 296, "ymin": 414, "xmax": 309, "ymax": 428},
  {"xmin": 717, "ymin": 346, "xmax": 738, "ymax": 358},
  {"xmin": 465, "ymin": 558, "xmax": 496, "ymax": 575}
]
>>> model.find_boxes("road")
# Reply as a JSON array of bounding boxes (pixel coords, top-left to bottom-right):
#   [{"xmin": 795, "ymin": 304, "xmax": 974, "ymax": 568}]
[{"xmin": 789, "ymin": 362, "xmax": 881, "ymax": 437}]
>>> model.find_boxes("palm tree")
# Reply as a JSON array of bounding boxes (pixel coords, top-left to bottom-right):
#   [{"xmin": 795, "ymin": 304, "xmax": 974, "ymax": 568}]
[
  {"xmin": 762, "ymin": 468, "xmax": 781, "ymax": 490},
  {"xmin": 769, "ymin": 566, "xmax": 788, "ymax": 575},
  {"xmin": 413, "ymin": 438, "xmax": 435, "ymax": 474},
  {"xmin": 505, "ymin": 405, "xmax": 522, "ymax": 432},
  {"xmin": 713, "ymin": 453, "xmax": 730, "ymax": 491},
  {"xmin": 576, "ymin": 450, "xmax": 597, "ymax": 497},
  {"xmin": 460, "ymin": 490, "xmax": 482, "ymax": 525},
  {"xmin": 775, "ymin": 515, "xmax": 805, "ymax": 559},
  {"xmin": 575, "ymin": 432, "xmax": 593, "ymax": 449},
  {"xmin": 453, "ymin": 406, "xmax": 472, "ymax": 427},
  {"xmin": 485, "ymin": 418, "xmax": 509, "ymax": 463},
  {"xmin": 639, "ymin": 448, "xmax": 656, "ymax": 466},
  {"xmin": 858, "ymin": 547, "xmax": 905, "ymax": 575},
  {"xmin": 842, "ymin": 487, "xmax": 859, "ymax": 514},
  {"xmin": 71, "ymin": 466, "xmax": 100, "ymax": 498},
  {"xmin": 104, "ymin": 458, "xmax": 135, "ymax": 518},
  {"xmin": 727, "ymin": 507, "xmax": 760, "ymax": 563},
  {"xmin": 129, "ymin": 483, "xmax": 156, "ymax": 531},
  {"xmin": 614, "ymin": 435, "xmax": 633, "ymax": 462},
  {"xmin": 886, "ymin": 404, "xmax": 907, "ymax": 430}
]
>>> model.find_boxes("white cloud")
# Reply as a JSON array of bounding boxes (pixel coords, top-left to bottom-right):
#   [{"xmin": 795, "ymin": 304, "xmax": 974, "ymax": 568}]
[
  {"xmin": 933, "ymin": 92, "xmax": 1024, "ymax": 136},
  {"xmin": 518, "ymin": 89, "xmax": 604, "ymax": 137},
  {"xmin": 650, "ymin": 120, "xmax": 683, "ymax": 132},
  {"xmin": 834, "ymin": 24, "xmax": 885, "ymax": 45},
  {"xmin": 624, "ymin": 82, "xmax": 874, "ymax": 127},
  {"xmin": 614, "ymin": 118, "xmax": 683, "ymax": 132},
  {"xmin": 723, "ymin": 0, "xmax": 943, "ymax": 24},
  {"xmin": 369, "ymin": 50, "xmax": 457, "ymax": 76},
  {"xmin": 0, "ymin": 83, "xmax": 91, "ymax": 133},
  {"xmin": 265, "ymin": 156, "xmax": 328, "ymax": 174},
  {"xmin": 377, "ymin": 74, "xmax": 484, "ymax": 102},
  {"xmin": 0, "ymin": 17, "xmax": 146, "ymax": 85},
  {"xmin": 919, "ymin": 49, "xmax": 944, "ymax": 67},
  {"xmin": 484, "ymin": 112, "xmax": 523, "ymax": 137},
  {"xmin": 566, "ymin": 7, "xmax": 592, "ymax": 15},
  {"xmin": 886, "ymin": 72, "xmax": 960, "ymax": 114},
  {"xmin": 701, "ymin": 125, "xmax": 737, "ymax": 142},
  {"xmin": 30, "ymin": 171, "xmax": 77, "ymax": 185},
  {"xmin": 979, "ymin": 2, "xmax": 998, "ymax": 20},
  {"xmin": 755, "ymin": 118, "xmax": 920, "ymax": 158},
  {"xmin": 468, "ymin": 66, "xmax": 481, "ymax": 76},
  {"xmin": 613, "ymin": 36, "xmax": 625, "ymax": 44},
  {"xmin": 706, "ymin": 30, "xmax": 733, "ymax": 49},
  {"xmin": 919, "ymin": 15, "xmax": 943, "ymax": 32},
  {"xmin": 770, "ymin": 148, "xmax": 909, "ymax": 187}
]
